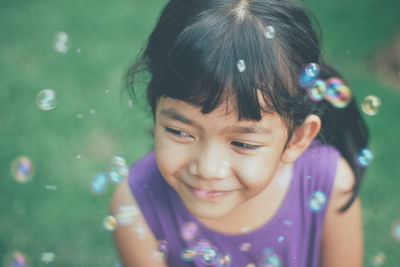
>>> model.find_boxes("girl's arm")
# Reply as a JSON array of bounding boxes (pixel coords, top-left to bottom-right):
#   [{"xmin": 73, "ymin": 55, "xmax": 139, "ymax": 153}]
[
  {"xmin": 320, "ymin": 157, "xmax": 364, "ymax": 267},
  {"xmin": 110, "ymin": 178, "xmax": 169, "ymax": 267}
]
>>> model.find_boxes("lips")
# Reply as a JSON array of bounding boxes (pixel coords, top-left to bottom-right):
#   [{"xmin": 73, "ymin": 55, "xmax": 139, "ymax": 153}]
[{"xmin": 184, "ymin": 183, "xmax": 233, "ymax": 201}]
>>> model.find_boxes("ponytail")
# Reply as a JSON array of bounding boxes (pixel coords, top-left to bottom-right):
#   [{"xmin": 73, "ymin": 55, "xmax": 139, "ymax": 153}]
[{"xmin": 316, "ymin": 62, "xmax": 369, "ymax": 211}]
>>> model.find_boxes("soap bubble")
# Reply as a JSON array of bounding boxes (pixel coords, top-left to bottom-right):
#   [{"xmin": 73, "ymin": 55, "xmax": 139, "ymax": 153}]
[
  {"xmin": 40, "ymin": 252, "xmax": 55, "ymax": 264},
  {"xmin": 356, "ymin": 148, "xmax": 374, "ymax": 167},
  {"xmin": 36, "ymin": 89, "xmax": 57, "ymax": 110},
  {"xmin": 237, "ymin": 59, "xmax": 246, "ymax": 73},
  {"xmin": 309, "ymin": 191, "xmax": 327, "ymax": 212},
  {"xmin": 180, "ymin": 221, "xmax": 199, "ymax": 241},
  {"xmin": 265, "ymin": 26, "xmax": 276, "ymax": 39},
  {"xmin": 54, "ymin": 31, "xmax": 70, "ymax": 53},
  {"xmin": 307, "ymin": 79, "xmax": 326, "ymax": 101},
  {"xmin": 195, "ymin": 240, "xmax": 219, "ymax": 265},
  {"xmin": 103, "ymin": 215, "xmax": 118, "ymax": 231},
  {"xmin": 11, "ymin": 156, "xmax": 34, "ymax": 183},
  {"xmin": 259, "ymin": 248, "xmax": 282, "ymax": 267},
  {"xmin": 239, "ymin": 242, "xmax": 251, "ymax": 252},
  {"xmin": 116, "ymin": 205, "xmax": 139, "ymax": 226},
  {"xmin": 277, "ymin": 236, "xmax": 285, "ymax": 243},
  {"xmin": 361, "ymin": 95, "xmax": 381, "ymax": 116},
  {"xmin": 158, "ymin": 240, "xmax": 168, "ymax": 256},
  {"xmin": 216, "ymin": 252, "xmax": 232, "ymax": 267},
  {"xmin": 180, "ymin": 248, "xmax": 197, "ymax": 262},
  {"xmin": 324, "ymin": 78, "xmax": 352, "ymax": 108},
  {"xmin": 299, "ymin": 63, "xmax": 320, "ymax": 87},
  {"xmin": 391, "ymin": 219, "xmax": 400, "ymax": 241},
  {"xmin": 90, "ymin": 172, "xmax": 108, "ymax": 195},
  {"xmin": 109, "ymin": 156, "xmax": 129, "ymax": 184},
  {"xmin": 5, "ymin": 251, "xmax": 29, "ymax": 267},
  {"xmin": 371, "ymin": 252, "xmax": 385, "ymax": 266}
]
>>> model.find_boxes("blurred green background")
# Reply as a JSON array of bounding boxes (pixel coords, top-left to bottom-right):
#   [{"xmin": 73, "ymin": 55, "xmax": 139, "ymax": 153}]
[{"xmin": 0, "ymin": 0, "xmax": 399, "ymax": 266}]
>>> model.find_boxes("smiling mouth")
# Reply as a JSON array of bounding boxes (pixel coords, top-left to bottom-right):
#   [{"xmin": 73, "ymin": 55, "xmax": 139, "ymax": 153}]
[{"xmin": 184, "ymin": 184, "xmax": 234, "ymax": 201}]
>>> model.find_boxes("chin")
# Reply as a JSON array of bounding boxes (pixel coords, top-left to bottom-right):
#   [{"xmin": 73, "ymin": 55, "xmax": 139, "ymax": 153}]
[{"xmin": 186, "ymin": 201, "xmax": 236, "ymax": 220}]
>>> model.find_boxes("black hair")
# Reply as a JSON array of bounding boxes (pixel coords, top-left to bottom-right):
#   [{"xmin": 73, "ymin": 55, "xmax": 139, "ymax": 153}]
[{"xmin": 125, "ymin": 0, "xmax": 369, "ymax": 211}]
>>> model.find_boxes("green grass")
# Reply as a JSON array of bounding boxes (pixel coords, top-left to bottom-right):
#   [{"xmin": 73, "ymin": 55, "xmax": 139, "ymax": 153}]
[{"xmin": 1, "ymin": 0, "xmax": 399, "ymax": 266}]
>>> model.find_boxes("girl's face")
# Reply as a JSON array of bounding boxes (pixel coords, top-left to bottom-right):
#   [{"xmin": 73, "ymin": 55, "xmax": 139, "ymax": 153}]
[{"xmin": 154, "ymin": 96, "xmax": 289, "ymax": 220}]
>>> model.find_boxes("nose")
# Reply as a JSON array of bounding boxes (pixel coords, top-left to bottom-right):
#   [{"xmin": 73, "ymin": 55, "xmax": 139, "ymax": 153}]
[{"xmin": 189, "ymin": 144, "xmax": 231, "ymax": 180}]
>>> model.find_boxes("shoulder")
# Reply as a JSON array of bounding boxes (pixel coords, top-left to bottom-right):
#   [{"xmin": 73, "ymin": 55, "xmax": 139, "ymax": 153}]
[
  {"xmin": 320, "ymin": 156, "xmax": 363, "ymax": 267},
  {"xmin": 110, "ymin": 178, "xmax": 169, "ymax": 267}
]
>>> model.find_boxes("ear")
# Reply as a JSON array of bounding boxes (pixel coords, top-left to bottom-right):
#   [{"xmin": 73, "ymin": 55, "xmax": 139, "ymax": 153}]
[{"xmin": 281, "ymin": 114, "xmax": 321, "ymax": 163}]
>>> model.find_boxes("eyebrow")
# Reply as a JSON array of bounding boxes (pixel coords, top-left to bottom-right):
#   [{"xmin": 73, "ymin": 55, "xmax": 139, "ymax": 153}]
[{"xmin": 160, "ymin": 107, "xmax": 272, "ymax": 135}]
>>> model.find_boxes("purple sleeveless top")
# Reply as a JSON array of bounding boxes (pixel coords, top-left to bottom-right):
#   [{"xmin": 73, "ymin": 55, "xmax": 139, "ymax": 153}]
[{"xmin": 128, "ymin": 141, "xmax": 339, "ymax": 267}]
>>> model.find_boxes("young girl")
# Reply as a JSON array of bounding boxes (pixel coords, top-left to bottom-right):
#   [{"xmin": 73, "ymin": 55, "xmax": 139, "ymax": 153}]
[{"xmin": 111, "ymin": 0, "xmax": 369, "ymax": 266}]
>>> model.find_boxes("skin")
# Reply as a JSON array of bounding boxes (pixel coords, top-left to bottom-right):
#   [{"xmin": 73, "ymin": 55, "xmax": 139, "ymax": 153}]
[{"xmin": 111, "ymin": 96, "xmax": 363, "ymax": 267}]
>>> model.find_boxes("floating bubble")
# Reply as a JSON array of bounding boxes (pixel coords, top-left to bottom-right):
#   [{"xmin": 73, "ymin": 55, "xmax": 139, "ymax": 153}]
[
  {"xmin": 36, "ymin": 89, "xmax": 57, "ymax": 111},
  {"xmin": 109, "ymin": 156, "xmax": 129, "ymax": 184},
  {"xmin": 240, "ymin": 226, "xmax": 251, "ymax": 233},
  {"xmin": 158, "ymin": 240, "xmax": 168, "ymax": 257},
  {"xmin": 391, "ymin": 219, "xmax": 400, "ymax": 241},
  {"xmin": 239, "ymin": 242, "xmax": 251, "ymax": 252},
  {"xmin": 309, "ymin": 191, "xmax": 327, "ymax": 212},
  {"xmin": 277, "ymin": 236, "xmax": 285, "ymax": 243},
  {"xmin": 361, "ymin": 95, "xmax": 381, "ymax": 116},
  {"xmin": 54, "ymin": 32, "xmax": 70, "ymax": 53},
  {"xmin": 237, "ymin": 59, "xmax": 246, "ymax": 73},
  {"xmin": 116, "ymin": 205, "xmax": 139, "ymax": 226},
  {"xmin": 371, "ymin": 252, "xmax": 385, "ymax": 266},
  {"xmin": 246, "ymin": 264, "xmax": 256, "ymax": 267},
  {"xmin": 103, "ymin": 215, "xmax": 118, "ymax": 231},
  {"xmin": 11, "ymin": 156, "xmax": 34, "ymax": 183},
  {"xmin": 283, "ymin": 220, "xmax": 293, "ymax": 226},
  {"xmin": 40, "ymin": 252, "xmax": 55, "ymax": 264},
  {"xmin": 307, "ymin": 79, "xmax": 326, "ymax": 101},
  {"xmin": 135, "ymin": 223, "xmax": 147, "ymax": 239},
  {"xmin": 299, "ymin": 63, "xmax": 320, "ymax": 87},
  {"xmin": 152, "ymin": 250, "xmax": 166, "ymax": 262},
  {"xmin": 265, "ymin": 26, "xmax": 276, "ymax": 39},
  {"xmin": 259, "ymin": 248, "xmax": 282, "ymax": 267},
  {"xmin": 180, "ymin": 248, "xmax": 197, "ymax": 262},
  {"xmin": 90, "ymin": 172, "xmax": 108, "ymax": 195},
  {"xmin": 356, "ymin": 148, "xmax": 374, "ymax": 167},
  {"xmin": 180, "ymin": 221, "xmax": 199, "ymax": 241},
  {"xmin": 216, "ymin": 252, "xmax": 232, "ymax": 267},
  {"xmin": 324, "ymin": 78, "xmax": 352, "ymax": 108},
  {"xmin": 5, "ymin": 251, "xmax": 29, "ymax": 267},
  {"xmin": 196, "ymin": 241, "xmax": 219, "ymax": 265}
]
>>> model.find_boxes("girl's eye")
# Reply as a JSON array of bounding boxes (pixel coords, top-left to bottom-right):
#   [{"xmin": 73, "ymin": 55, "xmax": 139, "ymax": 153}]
[
  {"xmin": 231, "ymin": 141, "xmax": 262, "ymax": 150},
  {"xmin": 164, "ymin": 127, "xmax": 193, "ymax": 138}
]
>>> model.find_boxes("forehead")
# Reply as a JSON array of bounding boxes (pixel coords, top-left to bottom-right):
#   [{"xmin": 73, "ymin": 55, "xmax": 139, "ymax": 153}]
[{"xmin": 156, "ymin": 97, "xmax": 286, "ymax": 132}]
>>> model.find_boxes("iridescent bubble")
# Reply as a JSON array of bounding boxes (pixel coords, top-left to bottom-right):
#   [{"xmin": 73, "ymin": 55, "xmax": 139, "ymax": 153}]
[
  {"xmin": 239, "ymin": 242, "xmax": 251, "ymax": 252},
  {"xmin": 54, "ymin": 31, "xmax": 70, "ymax": 53},
  {"xmin": 103, "ymin": 215, "xmax": 118, "ymax": 231},
  {"xmin": 361, "ymin": 95, "xmax": 381, "ymax": 116},
  {"xmin": 5, "ymin": 251, "xmax": 28, "ymax": 267},
  {"xmin": 240, "ymin": 226, "xmax": 252, "ymax": 233},
  {"xmin": 116, "ymin": 205, "xmax": 139, "ymax": 226},
  {"xmin": 180, "ymin": 248, "xmax": 197, "ymax": 262},
  {"xmin": 11, "ymin": 156, "xmax": 34, "ymax": 183},
  {"xmin": 135, "ymin": 222, "xmax": 147, "ymax": 239},
  {"xmin": 283, "ymin": 220, "xmax": 293, "ymax": 226},
  {"xmin": 308, "ymin": 191, "xmax": 327, "ymax": 212},
  {"xmin": 180, "ymin": 221, "xmax": 199, "ymax": 241},
  {"xmin": 216, "ymin": 252, "xmax": 232, "ymax": 267},
  {"xmin": 307, "ymin": 79, "xmax": 326, "ymax": 101},
  {"xmin": 299, "ymin": 63, "xmax": 320, "ymax": 87},
  {"xmin": 391, "ymin": 219, "xmax": 400, "ymax": 241},
  {"xmin": 371, "ymin": 252, "xmax": 385, "ymax": 266},
  {"xmin": 40, "ymin": 252, "xmax": 55, "ymax": 264},
  {"xmin": 36, "ymin": 89, "xmax": 57, "ymax": 110},
  {"xmin": 259, "ymin": 248, "xmax": 282, "ymax": 267},
  {"xmin": 196, "ymin": 241, "xmax": 219, "ymax": 265},
  {"xmin": 237, "ymin": 59, "xmax": 246, "ymax": 73},
  {"xmin": 90, "ymin": 172, "xmax": 108, "ymax": 195},
  {"xmin": 265, "ymin": 26, "xmax": 276, "ymax": 39},
  {"xmin": 109, "ymin": 156, "xmax": 129, "ymax": 184},
  {"xmin": 158, "ymin": 240, "xmax": 168, "ymax": 257},
  {"xmin": 356, "ymin": 148, "xmax": 374, "ymax": 167},
  {"xmin": 277, "ymin": 236, "xmax": 285, "ymax": 243},
  {"xmin": 324, "ymin": 78, "xmax": 352, "ymax": 108}
]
